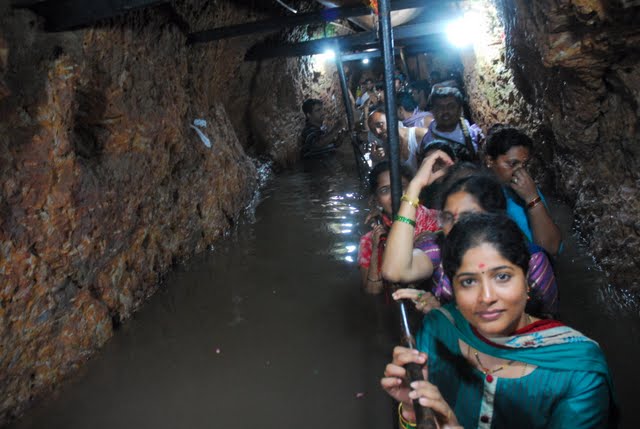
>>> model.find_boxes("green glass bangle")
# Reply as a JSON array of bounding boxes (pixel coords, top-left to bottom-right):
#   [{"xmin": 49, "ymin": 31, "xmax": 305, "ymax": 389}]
[{"xmin": 394, "ymin": 215, "xmax": 416, "ymax": 228}]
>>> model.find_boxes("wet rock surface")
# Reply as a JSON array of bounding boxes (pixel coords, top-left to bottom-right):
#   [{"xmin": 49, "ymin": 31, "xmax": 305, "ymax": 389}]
[
  {"xmin": 464, "ymin": 0, "xmax": 640, "ymax": 292},
  {"xmin": 0, "ymin": 0, "xmax": 344, "ymax": 424}
]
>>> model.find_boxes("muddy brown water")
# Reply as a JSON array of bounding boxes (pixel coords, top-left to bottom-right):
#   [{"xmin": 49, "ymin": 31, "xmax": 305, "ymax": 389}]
[{"xmin": 8, "ymin": 149, "xmax": 640, "ymax": 428}]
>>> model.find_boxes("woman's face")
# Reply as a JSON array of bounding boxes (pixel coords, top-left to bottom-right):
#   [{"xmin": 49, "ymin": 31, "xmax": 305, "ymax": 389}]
[
  {"xmin": 453, "ymin": 243, "xmax": 529, "ymax": 338},
  {"xmin": 440, "ymin": 191, "xmax": 484, "ymax": 236},
  {"xmin": 487, "ymin": 146, "xmax": 531, "ymax": 184},
  {"xmin": 374, "ymin": 171, "xmax": 408, "ymax": 217}
]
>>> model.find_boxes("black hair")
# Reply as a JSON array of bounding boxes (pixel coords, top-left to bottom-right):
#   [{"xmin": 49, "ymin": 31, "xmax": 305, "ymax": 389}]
[
  {"xmin": 439, "ymin": 174, "xmax": 506, "ymax": 213},
  {"xmin": 410, "ymin": 80, "xmax": 431, "ymax": 94},
  {"xmin": 427, "ymin": 162, "xmax": 480, "ymax": 210},
  {"xmin": 485, "ymin": 126, "xmax": 533, "ymax": 159},
  {"xmin": 369, "ymin": 106, "xmax": 386, "ymax": 115},
  {"xmin": 302, "ymin": 98, "xmax": 322, "ymax": 116},
  {"xmin": 422, "ymin": 140, "xmax": 457, "ymax": 163},
  {"xmin": 422, "ymin": 139, "xmax": 475, "ymax": 166},
  {"xmin": 368, "ymin": 160, "xmax": 414, "ymax": 194},
  {"xmin": 396, "ymin": 91, "xmax": 418, "ymax": 112},
  {"xmin": 429, "ymin": 86, "xmax": 464, "ymax": 106},
  {"xmin": 442, "ymin": 213, "xmax": 530, "ymax": 281}
]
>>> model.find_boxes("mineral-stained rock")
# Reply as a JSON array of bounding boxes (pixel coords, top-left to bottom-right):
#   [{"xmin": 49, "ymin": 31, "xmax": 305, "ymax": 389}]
[
  {"xmin": 464, "ymin": 0, "xmax": 640, "ymax": 291},
  {"xmin": 0, "ymin": 0, "xmax": 344, "ymax": 424}
]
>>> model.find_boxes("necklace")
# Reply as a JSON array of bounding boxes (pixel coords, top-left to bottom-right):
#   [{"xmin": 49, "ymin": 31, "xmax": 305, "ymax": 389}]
[{"xmin": 467, "ymin": 344, "xmax": 528, "ymax": 382}]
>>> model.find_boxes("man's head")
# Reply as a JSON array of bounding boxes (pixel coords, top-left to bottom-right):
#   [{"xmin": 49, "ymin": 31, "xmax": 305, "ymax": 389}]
[
  {"xmin": 367, "ymin": 107, "xmax": 387, "ymax": 140},
  {"xmin": 429, "ymin": 87, "xmax": 463, "ymax": 132},
  {"xmin": 392, "ymin": 70, "xmax": 405, "ymax": 92},
  {"xmin": 409, "ymin": 80, "xmax": 430, "ymax": 108},
  {"xmin": 396, "ymin": 92, "xmax": 418, "ymax": 121},
  {"xmin": 429, "ymin": 70, "xmax": 442, "ymax": 85},
  {"xmin": 302, "ymin": 98, "xmax": 324, "ymax": 124},
  {"xmin": 362, "ymin": 78, "xmax": 374, "ymax": 92}
]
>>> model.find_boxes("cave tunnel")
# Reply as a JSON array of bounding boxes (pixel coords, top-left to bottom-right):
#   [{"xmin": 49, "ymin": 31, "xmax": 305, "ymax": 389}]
[{"xmin": 1, "ymin": 0, "xmax": 639, "ymax": 428}]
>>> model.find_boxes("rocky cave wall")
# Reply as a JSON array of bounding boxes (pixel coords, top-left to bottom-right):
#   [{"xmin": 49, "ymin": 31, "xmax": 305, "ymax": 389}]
[
  {"xmin": 461, "ymin": 0, "xmax": 640, "ymax": 292},
  {"xmin": 0, "ymin": 0, "xmax": 343, "ymax": 424}
]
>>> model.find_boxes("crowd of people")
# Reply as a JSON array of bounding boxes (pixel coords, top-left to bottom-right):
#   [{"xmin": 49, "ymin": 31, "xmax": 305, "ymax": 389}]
[{"xmin": 299, "ymin": 71, "xmax": 616, "ymax": 428}]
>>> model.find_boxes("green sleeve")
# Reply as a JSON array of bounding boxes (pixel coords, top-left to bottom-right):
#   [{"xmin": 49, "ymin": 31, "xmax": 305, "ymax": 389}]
[{"xmin": 548, "ymin": 371, "xmax": 611, "ymax": 428}]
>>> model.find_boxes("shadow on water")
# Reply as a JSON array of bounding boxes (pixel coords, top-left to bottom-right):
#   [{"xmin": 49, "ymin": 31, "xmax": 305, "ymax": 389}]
[{"xmin": 8, "ymin": 147, "xmax": 640, "ymax": 428}]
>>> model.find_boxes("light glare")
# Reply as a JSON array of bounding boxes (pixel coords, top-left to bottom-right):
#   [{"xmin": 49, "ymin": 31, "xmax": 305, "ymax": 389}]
[
  {"xmin": 323, "ymin": 49, "xmax": 336, "ymax": 60},
  {"xmin": 446, "ymin": 12, "xmax": 484, "ymax": 48}
]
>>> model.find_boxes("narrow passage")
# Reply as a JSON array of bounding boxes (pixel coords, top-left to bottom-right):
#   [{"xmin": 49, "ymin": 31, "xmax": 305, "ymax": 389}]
[
  {"xmin": 8, "ymin": 150, "xmax": 640, "ymax": 429},
  {"xmin": 9, "ymin": 152, "xmax": 395, "ymax": 429}
]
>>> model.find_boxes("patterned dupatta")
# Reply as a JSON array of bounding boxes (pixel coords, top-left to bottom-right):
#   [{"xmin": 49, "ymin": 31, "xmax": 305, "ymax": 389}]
[
  {"xmin": 435, "ymin": 304, "xmax": 608, "ymax": 373},
  {"xmin": 432, "ymin": 304, "xmax": 618, "ymax": 426}
]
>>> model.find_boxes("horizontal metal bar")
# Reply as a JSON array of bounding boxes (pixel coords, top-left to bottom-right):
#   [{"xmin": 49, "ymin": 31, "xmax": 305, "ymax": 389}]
[
  {"xmin": 341, "ymin": 50, "xmax": 384, "ymax": 61},
  {"xmin": 245, "ymin": 21, "xmax": 447, "ymax": 61},
  {"xmin": 245, "ymin": 29, "xmax": 377, "ymax": 60},
  {"xmin": 188, "ymin": 0, "xmax": 429, "ymax": 44},
  {"xmin": 12, "ymin": 0, "xmax": 167, "ymax": 31}
]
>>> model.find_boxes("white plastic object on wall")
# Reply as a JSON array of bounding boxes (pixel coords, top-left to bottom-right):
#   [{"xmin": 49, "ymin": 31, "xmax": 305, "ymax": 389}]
[{"xmin": 190, "ymin": 119, "xmax": 212, "ymax": 148}]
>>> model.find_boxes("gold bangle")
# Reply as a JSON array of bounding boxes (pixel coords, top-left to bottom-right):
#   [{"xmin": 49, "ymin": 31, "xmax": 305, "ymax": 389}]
[
  {"xmin": 401, "ymin": 194, "xmax": 419, "ymax": 209},
  {"xmin": 398, "ymin": 403, "xmax": 417, "ymax": 428}
]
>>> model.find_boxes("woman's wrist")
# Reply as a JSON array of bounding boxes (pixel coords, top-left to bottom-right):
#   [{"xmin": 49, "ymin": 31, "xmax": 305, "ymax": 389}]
[
  {"xmin": 524, "ymin": 192, "xmax": 539, "ymax": 203},
  {"xmin": 401, "ymin": 194, "xmax": 420, "ymax": 209},
  {"xmin": 526, "ymin": 195, "xmax": 542, "ymax": 210},
  {"xmin": 405, "ymin": 182, "xmax": 423, "ymax": 199},
  {"xmin": 399, "ymin": 402, "xmax": 416, "ymax": 424}
]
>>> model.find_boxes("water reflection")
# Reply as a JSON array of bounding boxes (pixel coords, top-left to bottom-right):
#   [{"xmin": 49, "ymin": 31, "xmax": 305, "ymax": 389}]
[{"xmin": 293, "ymin": 161, "xmax": 367, "ymax": 266}]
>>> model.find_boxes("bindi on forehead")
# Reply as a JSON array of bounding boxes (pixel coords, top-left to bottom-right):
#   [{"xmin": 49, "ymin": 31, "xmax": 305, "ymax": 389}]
[{"xmin": 478, "ymin": 263, "xmax": 486, "ymax": 269}]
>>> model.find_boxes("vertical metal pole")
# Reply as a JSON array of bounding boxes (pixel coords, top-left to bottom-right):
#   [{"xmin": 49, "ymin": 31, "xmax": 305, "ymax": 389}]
[
  {"xmin": 378, "ymin": 0, "xmax": 402, "ymax": 218},
  {"xmin": 335, "ymin": 51, "xmax": 355, "ymax": 131},
  {"xmin": 400, "ymin": 47, "xmax": 411, "ymax": 83},
  {"xmin": 335, "ymin": 49, "xmax": 365, "ymax": 181},
  {"xmin": 378, "ymin": 2, "xmax": 437, "ymax": 429}
]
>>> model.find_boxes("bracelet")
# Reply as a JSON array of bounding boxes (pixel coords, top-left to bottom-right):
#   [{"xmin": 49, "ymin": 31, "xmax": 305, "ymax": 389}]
[
  {"xmin": 394, "ymin": 215, "xmax": 416, "ymax": 228},
  {"xmin": 398, "ymin": 403, "xmax": 417, "ymax": 428},
  {"xmin": 367, "ymin": 277, "xmax": 383, "ymax": 282},
  {"xmin": 401, "ymin": 194, "xmax": 419, "ymax": 209},
  {"xmin": 526, "ymin": 196, "xmax": 542, "ymax": 210}
]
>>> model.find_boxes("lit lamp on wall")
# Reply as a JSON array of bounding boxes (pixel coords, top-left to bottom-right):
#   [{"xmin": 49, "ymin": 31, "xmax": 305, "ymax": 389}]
[
  {"xmin": 322, "ymin": 48, "xmax": 336, "ymax": 60},
  {"xmin": 311, "ymin": 48, "xmax": 337, "ymax": 72},
  {"xmin": 446, "ymin": 12, "xmax": 485, "ymax": 48}
]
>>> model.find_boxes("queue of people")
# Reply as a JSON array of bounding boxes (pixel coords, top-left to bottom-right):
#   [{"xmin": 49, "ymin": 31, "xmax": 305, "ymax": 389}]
[{"xmin": 297, "ymin": 72, "xmax": 616, "ymax": 427}]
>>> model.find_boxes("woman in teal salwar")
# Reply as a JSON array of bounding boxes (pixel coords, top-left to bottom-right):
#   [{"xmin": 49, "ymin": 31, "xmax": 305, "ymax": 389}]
[{"xmin": 381, "ymin": 213, "xmax": 616, "ymax": 429}]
